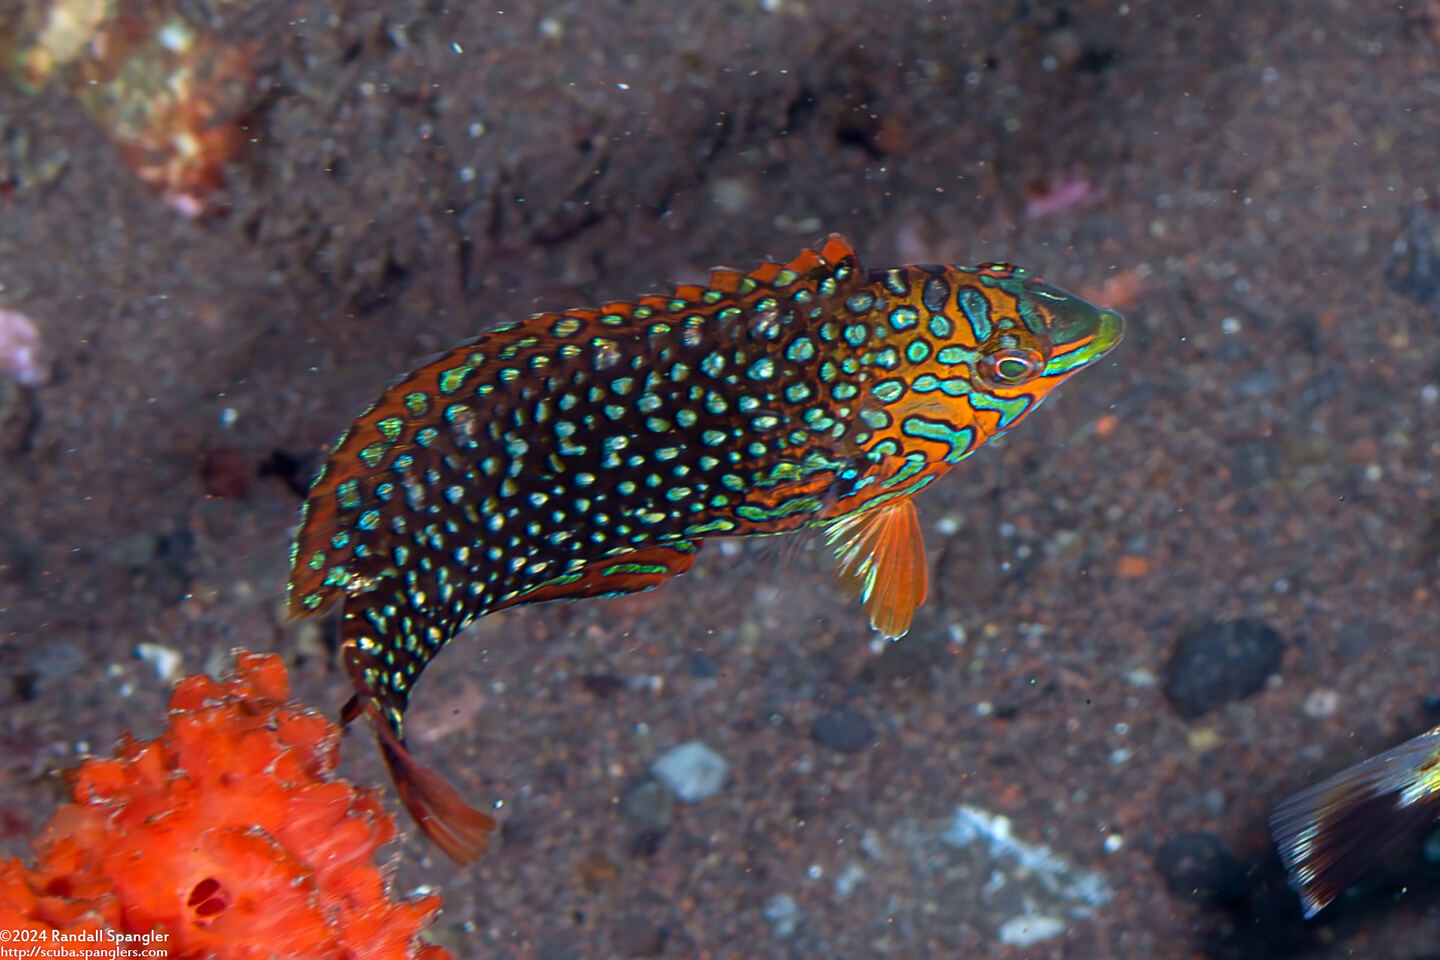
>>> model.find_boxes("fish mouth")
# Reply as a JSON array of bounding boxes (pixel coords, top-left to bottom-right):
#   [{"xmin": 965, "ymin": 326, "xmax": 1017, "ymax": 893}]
[
  {"xmin": 1092, "ymin": 307, "xmax": 1125, "ymax": 356},
  {"xmin": 1031, "ymin": 286, "xmax": 1126, "ymax": 377},
  {"xmin": 1030, "ymin": 280, "xmax": 1126, "ymax": 358}
]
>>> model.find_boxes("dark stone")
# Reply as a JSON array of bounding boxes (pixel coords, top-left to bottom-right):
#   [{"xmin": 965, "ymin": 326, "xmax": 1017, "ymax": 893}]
[
  {"xmin": 1228, "ymin": 440, "xmax": 1280, "ymax": 486},
  {"xmin": 1386, "ymin": 203, "xmax": 1440, "ymax": 304},
  {"xmin": 1156, "ymin": 832, "xmax": 1247, "ymax": 907},
  {"xmin": 619, "ymin": 777, "xmax": 674, "ymax": 833},
  {"xmin": 810, "ymin": 704, "xmax": 876, "ymax": 753},
  {"xmin": 580, "ymin": 673, "xmax": 626, "ymax": 698},
  {"xmin": 613, "ymin": 915, "xmax": 668, "ymax": 958},
  {"xmin": 1162, "ymin": 619, "xmax": 1283, "ymax": 720}
]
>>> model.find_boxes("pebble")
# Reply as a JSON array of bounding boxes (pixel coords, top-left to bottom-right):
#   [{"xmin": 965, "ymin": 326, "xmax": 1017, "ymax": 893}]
[
  {"xmin": 1302, "ymin": 687, "xmax": 1340, "ymax": 718},
  {"xmin": 762, "ymin": 893, "xmax": 800, "ymax": 939},
  {"xmin": 618, "ymin": 778, "xmax": 675, "ymax": 832},
  {"xmin": 810, "ymin": 704, "xmax": 877, "ymax": 754},
  {"xmin": 612, "ymin": 916, "xmax": 667, "ymax": 958},
  {"xmin": 833, "ymin": 862, "xmax": 867, "ymax": 899},
  {"xmin": 1155, "ymin": 832, "xmax": 1246, "ymax": 907},
  {"xmin": 650, "ymin": 741, "xmax": 728, "ymax": 802},
  {"xmin": 134, "ymin": 642, "xmax": 182, "ymax": 681},
  {"xmin": 0, "ymin": 308, "xmax": 48, "ymax": 386},
  {"xmin": 1161, "ymin": 619, "xmax": 1283, "ymax": 720},
  {"xmin": 997, "ymin": 914, "xmax": 1067, "ymax": 947},
  {"xmin": 1386, "ymin": 203, "xmax": 1440, "ymax": 304}
]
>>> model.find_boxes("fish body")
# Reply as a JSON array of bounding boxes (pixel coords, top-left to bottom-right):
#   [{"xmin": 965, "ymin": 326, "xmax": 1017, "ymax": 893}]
[
  {"xmin": 287, "ymin": 235, "xmax": 1124, "ymax": 860},
  {"xmin": 1272, "ymin": 725, "xmax": 1440, "ymax": 917}
]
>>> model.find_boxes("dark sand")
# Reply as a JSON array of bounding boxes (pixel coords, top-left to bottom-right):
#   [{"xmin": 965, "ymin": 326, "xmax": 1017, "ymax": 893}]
[{"xmin": 4, "ymin": 1, "xmax": 1440, "ymax": 957}]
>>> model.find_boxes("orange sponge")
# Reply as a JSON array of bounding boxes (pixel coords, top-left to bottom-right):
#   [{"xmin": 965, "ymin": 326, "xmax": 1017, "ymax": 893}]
[{"xmin": 0, "ymin": 651, "xmax": 452, "ymax": 959}]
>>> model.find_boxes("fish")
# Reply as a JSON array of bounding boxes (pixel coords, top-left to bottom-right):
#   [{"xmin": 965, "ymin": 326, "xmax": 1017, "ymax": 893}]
[
  {"xmin": 1272, "ymin": 725, "xmax": 1440, "ymax": 917},
  {"xmin": 286, "ymin": 234, "xmax": 1125, "ymax": 861}
]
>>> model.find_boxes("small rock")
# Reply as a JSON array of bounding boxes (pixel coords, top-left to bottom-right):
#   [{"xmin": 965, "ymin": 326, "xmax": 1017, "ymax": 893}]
[
  {"xmin": 810, "ymin": 704, "xmax": 876, "ymax": 754},
  {"xmin": 619, "ymin": 778, "xmax": 674, "ymax": 833},
  {"xmin": 1162, "ymin": 619, "xmax": 1283, "ymax": 720},
  {"xmin": 1302, "ymin": 687, "xmax": 1340, "ymax": 719},
  {"xmin": 1156, "ymin": 832, "xmax": 1247, "ymax": 907},
  {"xmin": 1386, "ymin": 203, "xmax": 1440, "ymax": 304},
  {"xmin": 0, "ymin": 308, "xmax": 48, "ymax": 386},
  {"xmin": 834, "ymin": 862, "xmax": 867, "ymax": 899},
  {"xmin": 762, "ymin": 893, "xmax": 800, "ymax": 939},
  {"xmin": 651, "ymin": 741, "xmax": 727, "ymax": 802},
  {"xmin": 135, "ymin": 642, "xmax": 182, "ymax": 681},
  {"xmin": 1229, "ymin": 439, "xmax": 1281, "ymax": 486},
  {"xmin": 579, "ymin": 673, "xmax": 626, "ymax": 698},
  {"xmin": 612, "ymin": 915, "xmax": 667, "ymax": 958}
]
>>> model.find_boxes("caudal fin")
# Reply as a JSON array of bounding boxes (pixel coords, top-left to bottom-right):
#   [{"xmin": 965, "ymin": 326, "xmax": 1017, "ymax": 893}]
[
  {"xmin": 1271, "ymin": 726, "xmax": 1440, "ymax": 918},
  {"xmin": 368, "ymin": 704, "xmax": 496, "ymax": 863}
]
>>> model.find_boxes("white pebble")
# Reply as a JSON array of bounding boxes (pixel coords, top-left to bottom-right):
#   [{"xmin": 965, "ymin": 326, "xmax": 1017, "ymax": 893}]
[
  {"xmin": 1303, "ymin": 687, "xmax": 1340, "ymax": 719},
  {"xmin": 763, "ymin": 893, "xmax": 800, "ymax": 938},
  {"xmin": 998, "ymin": 914, "xmax": 1067, "ymax": 947},
  {"xmin": 651, "ymin": 740, "xmax": 728, "ymax": 802},
  {"xmin": 834, "ymin": 862, "xmax": 866, "ymax": 899},
  {"xmin": 134, "ymin": 642, "xmax": 182, "ymax": 681},
  {"xmin": 0, "ymin": 308, "xmax": 48, "ymax": 386}
]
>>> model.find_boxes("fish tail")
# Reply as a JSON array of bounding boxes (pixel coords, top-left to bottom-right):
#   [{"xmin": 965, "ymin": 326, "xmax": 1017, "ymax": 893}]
[
  {"xmin": 363, "ymin": 698, "xmax": 497, "ymax": 863},
  {"xmin": 1271, "ymin": 726, "xmax": 1440, "ymax": 918}
]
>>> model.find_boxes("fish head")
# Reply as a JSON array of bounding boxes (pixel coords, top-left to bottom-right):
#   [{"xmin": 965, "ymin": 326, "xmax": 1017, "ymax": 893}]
[{"xmin": 944, "ymin": 263, "xmax": 1125, "ymax": 439}]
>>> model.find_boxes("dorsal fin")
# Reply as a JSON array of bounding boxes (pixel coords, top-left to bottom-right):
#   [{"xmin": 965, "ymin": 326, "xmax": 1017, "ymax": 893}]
[{"xmin": 701, "ymin": 233, "xmax": 864, "ymax": 301}]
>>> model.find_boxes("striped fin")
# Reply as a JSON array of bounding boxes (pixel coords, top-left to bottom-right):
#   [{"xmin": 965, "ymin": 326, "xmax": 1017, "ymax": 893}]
[
  {"xmin": 825, "ymin": 496, "xmax": 928, "ymax": 639},
  {"xmin": 1271, "ymin": 726, "xmax": 1440, "ymax": 917}
]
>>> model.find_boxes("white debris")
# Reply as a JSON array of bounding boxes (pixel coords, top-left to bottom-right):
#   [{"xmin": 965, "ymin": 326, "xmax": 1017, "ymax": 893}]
[
  {"xmin": 134, "ymin": 642, "xmax": 182, "ymax": 681},
  {"xmin": 944, "ymin": 805, "xmax": 1113, "ymax": 908}
]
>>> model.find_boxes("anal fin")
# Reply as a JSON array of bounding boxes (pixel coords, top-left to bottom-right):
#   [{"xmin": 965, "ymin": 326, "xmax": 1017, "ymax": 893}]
[{"xmin": 825, "ymin": 497, "xmax": 928, "ymax": 639}]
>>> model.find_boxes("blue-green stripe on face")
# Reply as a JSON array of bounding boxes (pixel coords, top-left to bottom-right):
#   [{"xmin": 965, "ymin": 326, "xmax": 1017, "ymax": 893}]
[
  {"xmin": 967, "ymin": 390, "xmax": 1033, "ymax": 430},
  {"xmin": 901, "ymin": 416, "xmax": 977, "ymax": 463}
]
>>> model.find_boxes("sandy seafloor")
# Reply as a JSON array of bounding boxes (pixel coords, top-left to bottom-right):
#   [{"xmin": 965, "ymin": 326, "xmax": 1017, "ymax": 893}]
[{"xmin": 4, "ymin": 1, "xmax": 1440, "ymax": 957}]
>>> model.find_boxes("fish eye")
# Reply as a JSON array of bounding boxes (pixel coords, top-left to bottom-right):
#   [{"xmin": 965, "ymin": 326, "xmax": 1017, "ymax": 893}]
[{"xmin": 982, "ymin": 349, "xmax": 1042, "ymax": 385}]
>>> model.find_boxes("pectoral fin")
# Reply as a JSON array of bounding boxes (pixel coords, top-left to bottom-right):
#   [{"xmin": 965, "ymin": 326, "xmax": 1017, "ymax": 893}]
[{"xmin": 826, "ymin": 497, "xmax": 929, "ymax": 639}]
